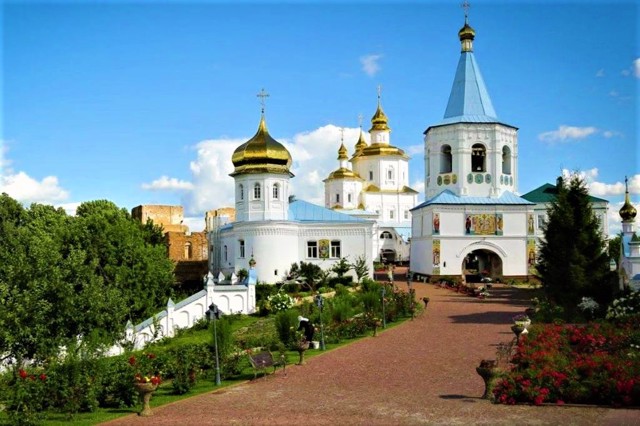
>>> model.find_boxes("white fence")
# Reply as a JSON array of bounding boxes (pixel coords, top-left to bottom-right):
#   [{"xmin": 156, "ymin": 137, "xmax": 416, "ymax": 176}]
[{"xmin": 108, "ymin": 272, "xmax": 256, "ymax": 355}]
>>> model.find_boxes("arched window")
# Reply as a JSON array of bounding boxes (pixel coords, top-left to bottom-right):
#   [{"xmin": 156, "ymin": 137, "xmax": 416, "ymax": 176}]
[
  {"xmin": 387, "ymin": 166, "xmax": 394, "ymax": 180},
  {"xmin": 239, "ymin": 184, "xmax": 244, "ymax": 200},
  {"xmin": 471, "ymin": 144, "xmax": 486, "ymax": 172},
  {"xmin": 253, "ymin": 183, "xmax": 261, "ymax": 199},
  {"xmin": 426, "ymin": 149, "xmax": 431, "ymax": 177},
  {"xmin": 502, "ymin": 146, "xmax": 512, "ymax": 175},
  {"xmin": 380, "ymin": 231, "xmax": 393, "ymax": 239},
  {"xmin": 272, "ymin": 183, "xmax": 280, "ymax": 199},
  {"xmin": 184, "ymin": 242, "xmax": 192, "ymax": 259},
  {"xmin": 440, "ymin": 145, "xmax": 452, "ymax": 173},
  {"xmin": 239, "ymin": 240, "xmax": 245, "ymax": 258},
  {"xmin": 223, "ymin": 245, "xmax": 228, "ymax": 262}
]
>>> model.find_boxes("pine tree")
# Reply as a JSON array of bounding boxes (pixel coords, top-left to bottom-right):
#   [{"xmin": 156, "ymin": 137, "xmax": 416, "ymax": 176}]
[{"xmin": 536, "ymin": 174, "xmax": 615, "ymax": 317}]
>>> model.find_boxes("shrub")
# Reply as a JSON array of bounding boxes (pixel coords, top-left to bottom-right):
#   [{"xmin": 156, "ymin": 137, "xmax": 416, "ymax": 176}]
[
  {"xmin": 46, "ymin": 353, "xmax": 101, "ymax": 416},
  {"xmin": 606, "ymin": 291, "xmax": 640, "ymax": 321},
  {"xmin": 98, "ymin": 355, "xmax": 138, "ymax": 408},
  {"xmin": 168, "ymin": 346, "xmax": 198, "ymax": 395},
  {"xmin": 5, "ymin": 366, "xmax": 48, "ymax": 426},
  {"xmin": 493, "ymin": 321, "xmax": 640, "ymax": 406},
  {"xmin": 266, "ymin": 291, "xmax": 295, "ymax": 313},
  {"xmin": 274, "ymin": 309, "xmax": 300, "ymax": 348}
]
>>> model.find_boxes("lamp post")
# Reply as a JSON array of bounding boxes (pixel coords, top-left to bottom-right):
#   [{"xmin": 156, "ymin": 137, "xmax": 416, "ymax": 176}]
[
  {"xmin": 208, "ymin": 303, "xmax": 221, "ymax": 386},
  {"xmin": 609, "ymin": 258, "xmax": 617, "ymax": 272},
  {"xmin": 315, "ymin": 293, "xmax": 326, "ymax": 350},
  {"xmin": 380, "ymin": 286, "xmax": 386, "ymax": 329}
]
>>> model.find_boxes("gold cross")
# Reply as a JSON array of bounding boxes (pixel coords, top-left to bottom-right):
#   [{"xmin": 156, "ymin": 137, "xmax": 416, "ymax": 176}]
[
  {"xmin": 257, "ymin": 88, "xmax": 269, "ymax": 114},
  {"xmin": 461, "ymin": 1, "xmax": 470, "ymax": 21}
]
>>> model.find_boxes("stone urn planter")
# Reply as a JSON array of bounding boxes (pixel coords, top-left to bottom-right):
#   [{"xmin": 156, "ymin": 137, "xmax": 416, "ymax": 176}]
[
  {"xmin": 296, "ymin": 340, "xmax": 310, "ymax": 365},
  {"xmin": 475, "ymin": 359, "xmax": 498, "ymax": 399},
  {"xmin": 372, "ymin": 319, "xmax": 383, "ymax": 337},
  {"xmin": 511, "ymin": 324, "xmax": 526, "ymax": 343},
  {"xmin": 134, "ymin": 382, "xmax": 159, "ymax": 417}
]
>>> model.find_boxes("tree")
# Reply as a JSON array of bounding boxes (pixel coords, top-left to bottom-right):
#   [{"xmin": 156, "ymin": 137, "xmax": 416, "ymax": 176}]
[
  {"xmin": 0, "ymin": 196, "xmax": 176, "ymax": 364},
  {"xmin": 536, "ymin": 174, "xmax": 616, "ymax": 317},
  {"xmin": 331, "ymin": 257, "xmax": 352, "ymax": 278},
  {"xmin": 351, "ymin": 255, "xmax": 370, "ymax": 283}
]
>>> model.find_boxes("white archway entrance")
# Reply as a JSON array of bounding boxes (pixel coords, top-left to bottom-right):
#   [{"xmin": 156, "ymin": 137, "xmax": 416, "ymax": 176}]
[{"xmin": 462, "ymin": 248, "xmax": 503, "ymax": 283}]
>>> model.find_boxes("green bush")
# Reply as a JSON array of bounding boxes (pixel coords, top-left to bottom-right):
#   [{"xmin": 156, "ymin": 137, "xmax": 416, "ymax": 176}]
[
  {"xmin": 274, "ymin": 309, "xmax": 300, "ymax": 348},
  {"xmin": 46, "ymin": 353, "xmax": 101, "ymax": 416},
  {"xmin": 97, "ymin": 355, "xmax": 137, "ymax": 408},
  {"xmin": 168, "ymin": 346, "xmax": 198, "ymax": 395}
]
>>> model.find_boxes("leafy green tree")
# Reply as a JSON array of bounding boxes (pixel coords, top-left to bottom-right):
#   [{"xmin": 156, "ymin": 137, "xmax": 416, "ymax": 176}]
[
  {"xmin": 0, "ymin": 195, "xmax": 175, "ymax": 364},
  {"xmin": 331, "ymin": 257, "xmax": 352, "ymax": 278},
  {"xmin": 350, "ymin": 255, "xmax": 370, "ymax": 283},
  {"xmin": 536, "ymin": 174, "xmax": 616, "ymax": 317}
]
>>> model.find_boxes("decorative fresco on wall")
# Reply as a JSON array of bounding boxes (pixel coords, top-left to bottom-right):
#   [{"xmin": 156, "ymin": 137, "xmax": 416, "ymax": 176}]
[
  {"xmin": 527, "ymin": 213, "xmax": 535, "ymax": 235},
  {"xmin": 433, "ymin": 239, "xmax": 440, "ymax": 267},
  {"xmin": 496, "ymin": 213, "xmax": 503, "ymax": 236},
  {"xmin": 433, "ymin": 213, "xmax": 440, "ymax": 235},
  {"xmin": 319, "ymin": 239, "xmax": 330, "ymax": 259},
  {"xmin": 464, "ymin": 214, "xmax": 498, "ymax": 235},
  {"xmin": 527, "ymin": 238, "xmax": 536, "ymax": 274}
]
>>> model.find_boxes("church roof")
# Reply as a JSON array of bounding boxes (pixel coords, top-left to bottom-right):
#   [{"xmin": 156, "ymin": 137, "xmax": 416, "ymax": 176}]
[
  {"xmin": 288, "ymin": 199, "xmax": 367, "ymax": 222},
  {"xmin": 412, "ymin": 189, "xmax": 533, "ymax": 211},
  {"xmin": 438, "ymin": 51, "xmax": 498, "ymax": 126},
  {"xmin": 521, "ymin": 183, "xmax": 608, "ymax": 204},
  {"xmin": 230, "ymin": 114, "xmax": 293, "ymax": 177}
]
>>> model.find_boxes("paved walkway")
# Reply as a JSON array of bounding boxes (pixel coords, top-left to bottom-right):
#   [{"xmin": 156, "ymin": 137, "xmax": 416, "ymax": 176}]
[{"xmin": 104, "ymin": 278, "xmax": 638, "ymax": 425}]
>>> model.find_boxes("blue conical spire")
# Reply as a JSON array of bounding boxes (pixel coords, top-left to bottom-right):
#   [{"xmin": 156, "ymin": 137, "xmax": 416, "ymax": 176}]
[{"xmin": 439, "ymin": 18, "xmax": 498, "ymax": 125}]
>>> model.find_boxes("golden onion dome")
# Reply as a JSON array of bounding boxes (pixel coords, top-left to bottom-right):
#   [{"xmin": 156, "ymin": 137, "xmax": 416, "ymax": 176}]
[
  {"xmin": 323, "ymin": 167, "xmax": 363, "ymax": 182},
  {"xmin": 619, "ymin": 180, "xmax": 637, "ymax": 222},
  {"xmin": 360, "ymin": 143, "xmax": 409, "ymax": 159},
  {"xmin": 369, "ymin": 103, "xmax": 391, "ymax": 132},
  {"xmin": 337, "ymin": 142, "xmax": 348, "ymax": 160},
  {"xmin": 458, "ymin": 22, "xmax": 475, "ymax": 41},
  {"xmin": 230, "ymin": 115, "xmax": 293, "ymax": 177}
]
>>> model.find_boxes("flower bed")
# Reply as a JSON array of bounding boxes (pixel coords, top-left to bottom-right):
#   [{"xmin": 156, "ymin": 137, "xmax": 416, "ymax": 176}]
[{"xmin": 492, "ymin": 316, "xmax": 640, "ymax": 406}]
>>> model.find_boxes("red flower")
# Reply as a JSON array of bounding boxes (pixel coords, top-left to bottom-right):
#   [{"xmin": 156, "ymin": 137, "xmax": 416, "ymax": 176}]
[
  {"xmin": 128, "ymin": 356, "xmax": 136, "ymax": 366},
  {"xmin": 150, "ymin": 376, "xmax": 162, "ymax": 385},
  {"xmin": 39, "ymin": 373, "xmax": 47, "ymax": 382},
  {"xmin": 146, "ymin": 353, "xmax": 156, "ymax": 360},
  {"xmin": 18, "ymin": 369, "xmax": 27, "ymax": 379}
]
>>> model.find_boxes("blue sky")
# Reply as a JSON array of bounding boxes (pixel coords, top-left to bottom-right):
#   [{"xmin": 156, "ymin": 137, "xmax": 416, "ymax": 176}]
[{"xmin": 1, "ymin": 0, "xmax": 638, "ymax": 235}]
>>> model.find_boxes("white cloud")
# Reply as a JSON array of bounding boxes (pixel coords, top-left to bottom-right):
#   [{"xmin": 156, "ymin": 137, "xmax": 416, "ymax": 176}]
[
  {"xmin": 561, "ymin": 170, "xmax": 640, "ymax": 197},
  {"xmin": 57, "ymin": 202, "xmax": 82, "ymax": 216},
  {"xmin": 360, "ymin": 54, "xmax": 383, "ymax": 77},
  {"xmin": 539, "ymin": 125, "xmax": 598, "ymax": 143},
  {"xmin": 406, "ymin": 144, "xmax": 424, "ymax": 156},
  {"xmin": 141, "ymin": 176, "xmax": 194, "ymax": 191},
  {"xmin": 633, "ymin": 58, "xmax": 640, "ymax": 78},
  {"xmin": 602, "ymin": 130, "xmax": 622, "ymax": 138},
  {"xmin": 182, "ymin": 138, "xmax": 244, "ymax": 215},
  {"xmin": 596, "ymin": 68, "xmax": 605, "ymax": 77},
  {"xmin": 0, "ymin": 171, "xmax": 69, "ymax": 204},
  {"xmin": 183, "ymin": 216, "xmax": 206, "ymax": 233}
]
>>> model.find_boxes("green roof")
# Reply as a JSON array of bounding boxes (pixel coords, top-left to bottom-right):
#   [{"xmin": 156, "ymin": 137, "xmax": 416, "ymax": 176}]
[{"xmin": 521, "ymin": 183, "xmax": 608, "ymax": 204}]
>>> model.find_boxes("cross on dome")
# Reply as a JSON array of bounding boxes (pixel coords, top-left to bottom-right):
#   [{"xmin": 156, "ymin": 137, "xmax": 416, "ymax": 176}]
[{"xmin": 257, "ymin": 88, "xmax": 269, "ymax": 114}]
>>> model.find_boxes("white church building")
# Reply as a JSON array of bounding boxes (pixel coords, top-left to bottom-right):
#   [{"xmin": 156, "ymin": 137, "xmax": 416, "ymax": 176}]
[
  {"xmin": 323, "ymin": 97, "xmax": 418, "ymax": 264},
  {"xmin": 409, "ymin": 16, "xmax": 538, "ymax": 281},
  {"xmin": 208, "ymin": 106, "xmax": 375, "ymax": 284},
  {"xmin": 619, "ymin": 177, "xmax": 640, "ymax": 291}
]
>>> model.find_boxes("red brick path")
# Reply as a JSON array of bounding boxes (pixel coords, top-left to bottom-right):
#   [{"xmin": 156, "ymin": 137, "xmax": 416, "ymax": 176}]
[{"xmin": 104, "ymin": 275, "xmax": 638, "ymax": 425}]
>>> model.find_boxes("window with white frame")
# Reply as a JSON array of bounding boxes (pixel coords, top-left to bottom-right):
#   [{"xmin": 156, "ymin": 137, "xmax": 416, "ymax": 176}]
[
  {"xmin": 404, "ymin": 210, "xmax": 409, "ymax": 219},
  {"xmin": 387, "ymin": 166, "xmax": 394, "ymax": 180},
  {"xmin": 273, "ymin": 183, "xmax": 280, "ymax": 199},
  {"xmin": 347, "ymin": 193, "xmax": 352, "ymax": 203},
  {"xmin": 307, "ymin": 241, "xmax": 318, "ymax": 258},
  {"xmin": 184, "ymin": 242, "xmax": 192, "ymax": 259},
  {"xmin": 239, "ymin": 240, "xmax": 245, "ymax": 258},
  {"xmin": 336, "ymin": 193, "xmax": 340, "ymax": 203},
  {"xmin": 239, "ymin": 184, "xmax": 244, "ymax": 200},
  {"xmin": 331, "ymin": 240, "xmax": 341, "ymax": 258},
  {"xmin": 369, "ymin": 170, "xmax": 373, "ymax": 180},
  {"xmin": 223, "ymin": 245, "xmax": 228, "ymax": 262},
  {"xmin": 254, "ymin": 183, "xmax": 261, "ymax": 199},
  {"xmin": 389, "ymin": 209, "xmax": 395, "ymax": 219}
]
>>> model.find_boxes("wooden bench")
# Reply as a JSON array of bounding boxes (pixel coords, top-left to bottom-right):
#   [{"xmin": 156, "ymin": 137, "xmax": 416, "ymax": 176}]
[{"xmin": 248, "ymin": 351, "xmax": 286, "ymax": 379}]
